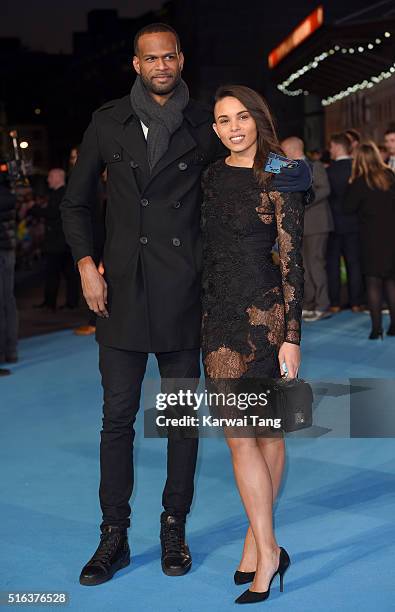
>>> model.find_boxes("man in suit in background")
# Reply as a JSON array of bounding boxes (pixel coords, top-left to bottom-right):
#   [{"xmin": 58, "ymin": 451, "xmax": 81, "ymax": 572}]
[
  {"xmin": 384, "ymin": 125, "xmax": 395, "ymax": 172},
  {"xmin": 326, "ymin": 133, "xmax": 363, "ymax": 313},
  {"xmin": 33, "ymin": 168, "xmax": 80, "ymax": 311},
  {"xmin": 282, "ymin": 137, "xmax": 333, "ymax": 321}
]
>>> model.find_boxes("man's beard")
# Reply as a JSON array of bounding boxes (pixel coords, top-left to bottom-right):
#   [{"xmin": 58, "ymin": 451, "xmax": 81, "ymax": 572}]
[{"xmin": 140, "ymin": 70, "xmax": 182, "ymax": 96}]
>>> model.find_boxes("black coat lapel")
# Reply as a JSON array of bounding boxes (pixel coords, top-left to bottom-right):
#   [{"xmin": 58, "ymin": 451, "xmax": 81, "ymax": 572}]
[
  {"xmin": 114, "ymin": 118, "xmax": 151, "ymax": 184},
  {"xmin": 108, "ymin": 96, "xmax": 205, "ymax": 190},
  {"xmin": 109, "ymin": 97, "xmax": 150, "ymax": 187},
  {"xmin": 148, "ymin": 122, "xmax": 197, "ymax": 183}
]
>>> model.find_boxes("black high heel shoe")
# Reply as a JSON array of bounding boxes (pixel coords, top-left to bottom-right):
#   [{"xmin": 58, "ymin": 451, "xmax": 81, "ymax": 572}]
[
  {"xmin": 234, "ymin": 570, "xmax": 256, "ymax": 585},
  {"xmin": 235, "ymin": 547, "xmax": 290, "ymax": 605},
  {"xmin": 369, "ymin": 328, "xmax": 383, "ymax": 340}
]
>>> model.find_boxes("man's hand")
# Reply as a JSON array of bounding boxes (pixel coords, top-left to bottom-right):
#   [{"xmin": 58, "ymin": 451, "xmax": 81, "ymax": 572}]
[
  {"xmin": 77, "ymin": 256, "xmax": 108, "ymax": 318},
  {"xmin": 278, "ymin": 342, "xmax": 300, "ymax": 378},
  {"xmin": 271, "ymin": 159, "xmax": 313, "ymax": 192}
]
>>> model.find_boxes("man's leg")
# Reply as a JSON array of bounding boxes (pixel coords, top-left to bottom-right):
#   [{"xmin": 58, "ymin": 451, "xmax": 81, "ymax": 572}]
[
  {"xmin": 156, "ymin": 348, "xmax": 200, "ymax": 576},
  {"xmin": 156, "ymin": 349, "xmax": 200, "ymax": 517},
  {"xmin": 62, "ymin": 251, "xmax": 80, "ymax": 308},
  {"xmin": 302, "ymin": 235, "xmax": 316, "ymax": 311},
  {"xmin": 309, "ymin": 233, "xmax": 330, "ymax": 312},
  {"xmin": 44, "ymin": 253, "xmax": 61, "ymax": 309},
  {"xmin": 79, "ymin": 345, "xmax": 148, "ymax": 586},
  {"xmin": 99, "ymin": 345, "xmax": 148, "ymax": 529}
]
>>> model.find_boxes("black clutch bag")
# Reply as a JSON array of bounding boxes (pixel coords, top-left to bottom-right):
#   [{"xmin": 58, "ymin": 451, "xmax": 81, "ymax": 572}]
[{"xmin": 271, "ymin": 377, "xmax": 313, "ymax": 432}]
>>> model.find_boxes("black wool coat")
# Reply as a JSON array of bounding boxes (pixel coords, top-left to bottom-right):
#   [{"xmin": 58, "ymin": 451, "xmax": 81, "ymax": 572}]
[{"xmin": 61, "ymin": 95, "xmax": 224, "ymax": 352}]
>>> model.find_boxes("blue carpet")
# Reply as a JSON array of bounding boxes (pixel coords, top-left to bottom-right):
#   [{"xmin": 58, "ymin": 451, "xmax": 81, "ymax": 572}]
[{"xmin": 1, "ymin": 310, "xmax": 395, "ymax": 611}]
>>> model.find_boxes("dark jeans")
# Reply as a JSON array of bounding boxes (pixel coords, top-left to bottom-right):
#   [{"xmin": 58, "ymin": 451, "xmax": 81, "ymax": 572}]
[
  {"xmin": 0, "ymin": 250, "xmax": 18, "ymax": 362},
  {"xmin": 44, "ymin": 251, "xmax": 80, "ymax": 308},
  {"xmin": 327, "ymin": 232, "xmax": 363, "ymax": 307},
  {"xmin": 98, "ymin": 344, "xmax": 200, "ymax": 529}
]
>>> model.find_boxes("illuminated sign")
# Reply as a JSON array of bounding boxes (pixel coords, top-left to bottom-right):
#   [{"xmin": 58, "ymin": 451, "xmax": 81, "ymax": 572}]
[{"xmin": 268, "ymin": 6, "xmax": 324, "ymax": 69}]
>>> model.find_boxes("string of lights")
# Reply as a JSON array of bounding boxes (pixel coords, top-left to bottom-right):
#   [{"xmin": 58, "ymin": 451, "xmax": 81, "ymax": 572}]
[
  {"xmin": 277, "ymin": 30, "xmax": 392, "ymax": 103},
  {"xmin": 322, "ymin": 62, "xmax": 395, "ymax": 106}
]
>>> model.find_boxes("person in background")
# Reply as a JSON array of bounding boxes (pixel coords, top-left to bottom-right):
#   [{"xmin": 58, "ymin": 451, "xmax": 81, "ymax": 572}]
[
  {"xmin": 326, "ymin": 132, "xmax": 363, "ymax": 313},
  {"xmin": 69, "ymin": 146, "xmax": 78, "ymax": 168},
  {"xmin": 33, "ymin": 168, "xmax": 79, "ymax": 311},
  {"xmin": 378, "ymin": 144, "xmax": 389, "ymax": 164},
  {"xmin": 384, "ymin": 125, "xmax": 395, "ymax": 171},
  {"xmin": 282, "ymin": 136, "xmax": 333, "ymax": 321},
  {"xmin": 320, "ymin": 149, "xmax": 331, "ymax": 168},
  {"xmin": 69, "ymin": 147, "xmax": 107, "ymax": 336},
  {"xmin": 0, "ymin": 174, "xmax": 18, "ymax": 375},
  {"xmin": 345, "ymin": 128, "xmax": 361, "ymax": 158},
  {"xmin": 343, "ymin": 142, "xmax": 395, "ymax": 339},
  {"xmin": 308, "ymin": 149, "xmax": 322, "ymax": 162}
]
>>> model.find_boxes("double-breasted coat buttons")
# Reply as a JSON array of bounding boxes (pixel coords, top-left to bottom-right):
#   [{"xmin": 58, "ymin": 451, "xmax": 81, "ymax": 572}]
[
  {"xmin": 172, "ymin": 238, "xmax": 181, "ymax": 247},
  {"xmin": 113, "ymin": 152, "xmax": 121, "ymax": 160},
  {"xmin": 178, "ymin": 162, "xmax": 188, "ymax": 171},
  {"xmin": 141, "ymin": 198, "xmax": 149, "ymax": 207},
  {"xmin": 173, "ymin": 201, "xmax": 181, "ymax": 209},
  {"xmin": 140, "ymin": 236, "xmax": 148, "ymax": 245}
]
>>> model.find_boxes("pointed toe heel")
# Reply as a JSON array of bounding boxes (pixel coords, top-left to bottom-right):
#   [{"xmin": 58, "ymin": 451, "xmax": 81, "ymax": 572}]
[{"xmin": 235, "ymin": 547, "xmax": 290, "ymax": 604}]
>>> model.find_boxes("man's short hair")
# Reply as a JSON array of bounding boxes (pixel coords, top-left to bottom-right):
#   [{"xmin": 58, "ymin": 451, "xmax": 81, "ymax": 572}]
[
  {"xmin": 330, "ymin": 132, "xmax": 352, "ymax": 154},
  {"xmin": 385, "ymin": 123, "xmax": 395, "ymax": 136},
  {"xmin": 134, "ymin": 23, "xmax": 181, "ymax": 55},
  {"xmin": 345, "ymin": 128, "xmax": 361, "ymax": 143}
]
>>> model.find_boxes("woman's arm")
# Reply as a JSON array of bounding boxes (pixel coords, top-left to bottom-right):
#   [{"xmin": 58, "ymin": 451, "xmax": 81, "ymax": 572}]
[
  {"xmin": 271, "ymin": 190, "xmax": 305, "ymax": 377},
  {"xmin": 272, "ymin": 191, "xmax": 305, "ymax": 346}
]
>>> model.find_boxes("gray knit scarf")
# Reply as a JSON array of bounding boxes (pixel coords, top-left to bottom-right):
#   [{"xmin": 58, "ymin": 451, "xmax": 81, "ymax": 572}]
[{"xmin": 130, "ymin": 75, "xmax": 190, "ymax": 171}]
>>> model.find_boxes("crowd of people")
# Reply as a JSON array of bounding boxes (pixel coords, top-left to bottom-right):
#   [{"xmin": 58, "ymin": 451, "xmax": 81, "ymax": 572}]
[
  {"xmin": 0, "ymin": 145, "xmax": 107, "ymax": 375},
  {"xmin": 283, "ymin": 125, "xmax": 395, "ymax": 339}
]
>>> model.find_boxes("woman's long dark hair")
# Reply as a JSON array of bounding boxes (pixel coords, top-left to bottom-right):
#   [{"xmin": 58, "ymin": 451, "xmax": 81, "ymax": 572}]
[{"xmin": 214, "ymin": 84, "xmax": 282, "ymax": 187}]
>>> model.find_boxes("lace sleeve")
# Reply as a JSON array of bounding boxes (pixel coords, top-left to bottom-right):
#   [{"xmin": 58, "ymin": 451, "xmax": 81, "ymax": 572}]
[{"xmin": 270, "ymin": 190, "xmax": 305, "ymax": 345}]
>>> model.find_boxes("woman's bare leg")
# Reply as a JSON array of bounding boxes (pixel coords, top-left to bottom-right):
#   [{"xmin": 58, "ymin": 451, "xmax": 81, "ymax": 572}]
[
  {"xmin": 227, "ymin": 436, "xmax": 281, "ymax": 591},
  {"xmin": 238, "ymin": 438, "xmax": 285, "ymax": 572}
]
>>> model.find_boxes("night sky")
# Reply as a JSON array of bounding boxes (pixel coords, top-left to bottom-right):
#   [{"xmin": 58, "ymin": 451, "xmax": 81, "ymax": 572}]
[
  {"xmin": 0, "ymin": 0, "xmax": 164, "ymax": 53},
  {"xmin": 0, "ymin": 0, "xmax": 376, "ymax": 55}
]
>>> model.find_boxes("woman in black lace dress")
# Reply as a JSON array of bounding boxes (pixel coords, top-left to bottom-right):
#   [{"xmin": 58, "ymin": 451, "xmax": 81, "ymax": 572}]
[{"xmin": 201, "ymin": 86, "xmax": 304, "ymax": 604}]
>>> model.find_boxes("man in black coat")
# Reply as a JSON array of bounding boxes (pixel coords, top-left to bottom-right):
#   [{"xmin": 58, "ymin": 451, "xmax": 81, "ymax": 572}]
[
  {"xmin": 326, "ymin": 133, "xmax": 363, "ymax": 312},
  {"xmin": 0, "ymin": 175, "xmax": 18, "ymax": 373},
  {"xmin": 61, "ymin": 23, "xmax": 312, "ymax": 586},
  {"xmin": 33, "ymin": 169, "xmax": 79, "ymax": 310}
]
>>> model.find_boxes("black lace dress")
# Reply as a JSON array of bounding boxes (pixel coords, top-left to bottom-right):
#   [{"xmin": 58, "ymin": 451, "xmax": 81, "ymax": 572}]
[{"xmin": 201, "ymin": 158, "xmax": 305, "ymax": 382}]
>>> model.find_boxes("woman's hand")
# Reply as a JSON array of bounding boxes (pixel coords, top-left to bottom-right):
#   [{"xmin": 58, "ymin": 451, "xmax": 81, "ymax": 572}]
[{"xmin": 278, "ymin": 342, "xmax": 301, "ymax": 378}]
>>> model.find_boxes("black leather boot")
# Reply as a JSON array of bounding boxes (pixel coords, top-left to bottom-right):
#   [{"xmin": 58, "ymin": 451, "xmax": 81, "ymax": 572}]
[
  {"xmin": 79, "ymin": 525, "xmax": 130, "ymax": 586},
  {"xmin": 160, "ymin": 512, "xmax": 192, "ymax": 576}
]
